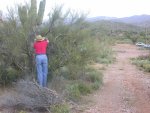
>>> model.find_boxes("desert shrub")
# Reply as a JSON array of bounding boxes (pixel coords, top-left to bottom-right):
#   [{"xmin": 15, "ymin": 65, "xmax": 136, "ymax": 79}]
[
  {"xmin": 48, "ymin": 75, "xmax": 68, "ymax": 93},
  {"xmin": 18, "ymin": 110, "xmax": 27, "ymax": 113},
  {"xmin": 66, "ymin": 84, "xmax": 81, "ymax": 101},
  {"xmin": 52, "ymin": 64, "xmax": 103, "ymax": 101},
  {"xmin": 19, "ymin": 111, "xmax": 27, "ymax": 113},
  {"xmin": 86, "ymin": 71, "xmax": 101, "ymax": 83},
  {"xmin": 132, "ymin": 59, "xmax": 149, "ymax": 67},
  {"xmin": 65, "ymin": 68, "xmax": 103, "ymax": 101},
  {"xmin": 66, "ymin": 82, "xmax": 91, "ymax": 101},
  {"xmin": 85, "ymin": 67, "xmax": 103, "ymax": 91},
  {"xmin": 124, "ymin": 31, "xmax": 139, "ymax": 44},
  {"xmin": 132, "ymin": 56, "xmax": 150, "ymax": 72},
  {"xmin": 59, "ymin": 66, "xmax": 70, "ymax": 77},
  {"xmin": 51, "ymin": 103, "xmax": 70, "ymax": 113},
  {"xmin": 91, "ymin": 36, "xmax": 115, "ymax": 64},
  {"xmin": 0, "ymin": 66, "xmax": 7, "ymax": 85},
  {"xmin": 0, "ymin": 80, "xmax": 63, "ymax": 112},
  {"xmin": 143, "ymin": 63, "xmax": 150, "ymax": 72},
  {"xmin": 91, "ymin": 81, "xmax": 101, "ymax": 90},
  {"xmin": 52, "ymin": 64, "xmax": 104, "ymax": 101},
  {"xmin": 78, "ymin": 82, "xmax": 91, "ymax": 95},
  {"xmin": 51, "ymin": 64, "xmax": 83, "ymax": 81},
  {"xmin": 0, "ymin": 66, "xmax": 20, "ymax": 86},
  {"xmin": 85, "ymin": 67, "xmax": 103, "ymax": 83},
  {"xmin": 98, "ymin": 47, "xmax": 114, "ymax": 64},
  {"xmin": 63, "ymin": 64, "xmax": 83, "ymax": 80},
  {"xmin": 116, "ymin": 36, "xmax": 133, "ymax": 44}
]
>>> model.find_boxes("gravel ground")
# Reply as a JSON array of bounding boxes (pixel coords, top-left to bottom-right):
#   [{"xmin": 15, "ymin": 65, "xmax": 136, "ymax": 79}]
[{"xmin": 81, "ymin": 44, "xmax": 150, "ymax": 113}]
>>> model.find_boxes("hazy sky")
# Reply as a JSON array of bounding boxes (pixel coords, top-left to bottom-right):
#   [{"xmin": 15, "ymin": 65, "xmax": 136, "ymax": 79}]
[{"xmin": 0, "ymin": 0, "xmax": 150, "ymax": 18}]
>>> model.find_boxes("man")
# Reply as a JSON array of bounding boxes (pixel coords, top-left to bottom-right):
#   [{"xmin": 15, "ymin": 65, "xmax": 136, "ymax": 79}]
[{"xmin": 33, "ymin": 35, "xmax": 49, "ymax": 87}]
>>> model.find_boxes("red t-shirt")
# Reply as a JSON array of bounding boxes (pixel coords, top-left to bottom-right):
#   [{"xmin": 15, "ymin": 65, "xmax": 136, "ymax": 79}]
[{"xmin": 34, "ymin": 40, "xmax": 48, "ymax": 54}]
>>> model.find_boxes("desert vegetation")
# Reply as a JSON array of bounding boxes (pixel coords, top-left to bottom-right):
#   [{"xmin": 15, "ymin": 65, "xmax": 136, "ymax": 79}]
[
  {"xmin": 132, "ymin": 55, "xmax": 150, "ymax": 72},
  {"xmin": 1, "ymin": 0, "xmax": 150, "ymax": 113},
  {"xmin": 0, "ymin": 0, "xmax": 115, "ymax": 112}
]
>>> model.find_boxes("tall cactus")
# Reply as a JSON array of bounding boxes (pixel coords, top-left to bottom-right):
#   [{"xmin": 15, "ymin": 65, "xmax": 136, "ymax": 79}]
[
  {"xmin": 18, "ymin": 6, "xmax": 28, "ymax": 30},
  {"xmin": 29, "ymin": 0, "xmax": 37, "ymax": 16},
  {"xmin": 18, "ymin": 0, "xmax": 46, "ymax": 31},
  {"xmin": 18, "ymin": 0, "xmax": 46, "ymax": 74},
  {"xmin": 37, "ymin": 0, "xmax": 46, "ymax": 25},
  {"xmin": 28, "ymin": 0, "xmax": 37, "ymax": 26}
]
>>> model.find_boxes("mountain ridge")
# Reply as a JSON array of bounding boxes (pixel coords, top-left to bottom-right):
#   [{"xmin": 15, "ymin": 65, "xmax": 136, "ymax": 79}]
[{"xmin": 87, "ymin": 14, "xmax": 150, "ymax": 27}]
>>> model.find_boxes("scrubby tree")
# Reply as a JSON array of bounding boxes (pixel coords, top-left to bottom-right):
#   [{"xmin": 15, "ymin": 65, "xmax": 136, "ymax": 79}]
[{"xmin": 125, "ymin": 31, "xmax": 139, "ymax": 43}]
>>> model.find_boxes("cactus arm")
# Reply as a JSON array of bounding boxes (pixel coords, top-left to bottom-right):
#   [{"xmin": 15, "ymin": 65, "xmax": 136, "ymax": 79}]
[{"xmin": 37, "ymin": 0, "xmax": 46, "ymax": 25}]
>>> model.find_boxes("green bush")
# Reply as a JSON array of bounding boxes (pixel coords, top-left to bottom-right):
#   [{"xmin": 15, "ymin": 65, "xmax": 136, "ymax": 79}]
[
  {"xmin": 132, "ymin": 56, "xmax": 150, "ymax": 72},
  {"xmin": 91, "ymin": 81, "xmax": 101, "ymax": 90},
  {"xmin": 86, "ymin": 68, "xmax": 103, "ymax": 83},
  {"xmin": 78, "ymin": 82, "xmax": 91, "ymax": 95},
  {"xmin": 51, "ymin": 104, "xmax": 70, "ymax": 113},
  {"xmin": 87, "ymin": 71, "xmax": 100, "ymax": 83},
  {"xmin": 84, "ymin": 67, "xmax": 103, "ymax": 91},
  {"xmin": 66, "ymin": 82, "xmax": 92, "ymax": 101},
  {"xmin": 19, "ymin": 111, "xmax": 26, "ymax": 113},
  {"xmin": 66, "ymin": 84, "xmax": 81, "ymax": 101},
  {"xmin": 0, "ymin": 66, "xmax": 20, "ymax": 86},
  {"xmin": 142, "ymin": 63, "xmax": 150, "ymax": 72},
  {"xmin": 92, "ymin": 37, "xmax": 115, "ymax": 64},
  {"xmin": 64, "ymin": 64, "xmax": 82, "ymax": 80},
  {"xmin": 65, "ymin": 67, "xmax": 103, "ymax": 100}
]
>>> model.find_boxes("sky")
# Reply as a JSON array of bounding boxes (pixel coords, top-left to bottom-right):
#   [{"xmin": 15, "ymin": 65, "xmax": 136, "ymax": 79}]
[{"xmin": 0, "ymin": 0, "xmax": 150, "ymax": 18}]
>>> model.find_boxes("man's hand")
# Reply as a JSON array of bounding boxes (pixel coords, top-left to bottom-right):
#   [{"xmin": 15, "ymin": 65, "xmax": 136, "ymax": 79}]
[{"xmin": 45, "ymin": 38, "xmax": 49, "ymax": 43}]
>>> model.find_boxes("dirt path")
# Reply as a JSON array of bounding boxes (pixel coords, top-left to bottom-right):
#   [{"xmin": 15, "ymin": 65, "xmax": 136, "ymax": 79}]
[{"xmin": 82, "ymin": 44, "xmax": 150, "ymax": 113}]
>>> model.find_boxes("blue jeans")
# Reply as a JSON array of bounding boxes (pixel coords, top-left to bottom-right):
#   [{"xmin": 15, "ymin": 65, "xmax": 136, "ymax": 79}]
[{"xmin": 36, "ymin": 54, "xmax": 48, "ymax": 87}]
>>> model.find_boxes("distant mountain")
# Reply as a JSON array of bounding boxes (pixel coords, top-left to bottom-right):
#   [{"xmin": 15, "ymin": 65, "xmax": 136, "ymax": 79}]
[
  {"xmin": 113, "ymin": 15, "xmax": 150, "ymax": 26},
  {"xmin": 86, "ymin": 16, "xmax": 117, "ymax": 22},
  {"xmin": 87, "ymin": 14, "xmax": 150, "ymax": 28}
]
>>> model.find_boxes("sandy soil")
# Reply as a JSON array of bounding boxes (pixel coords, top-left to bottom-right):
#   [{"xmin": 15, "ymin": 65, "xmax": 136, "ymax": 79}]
[{"xmin": 81, "ymin": 44, "xmax": 150, "ymax": 113}]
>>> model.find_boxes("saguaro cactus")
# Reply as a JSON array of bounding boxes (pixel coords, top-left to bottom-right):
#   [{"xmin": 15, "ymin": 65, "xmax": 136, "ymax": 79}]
[
  {"xmin": 18, "ymin": 0, "xmax": 46, "ymax": 31},
  {"xmin": 37, "ymin": 0, "xmax": 46, "ymax": 25},
  {"xmin": 18, "ymin": 6, "xmax": 28, "ymax": 30},
  {"xmin": 28, "ymin": 0, "xmax": 37, "ymax": 27},
  {"xmin": 18, "ymin": 0, "xmax": 46, "ymax": 74}
]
